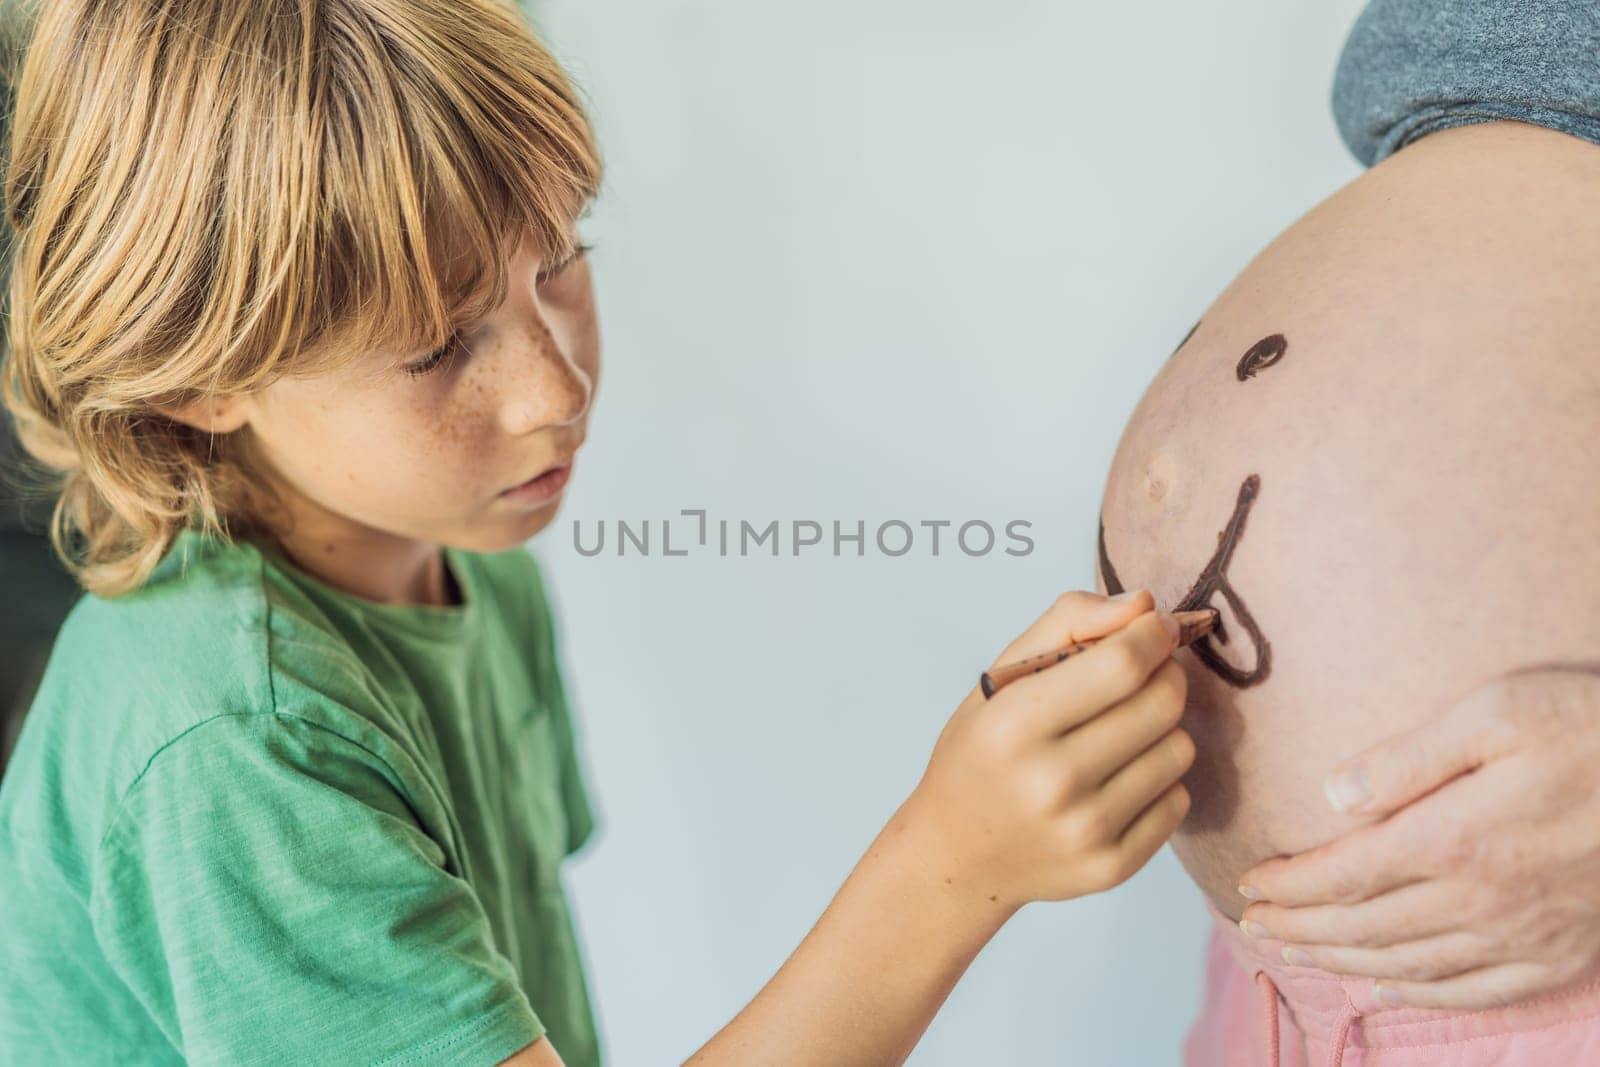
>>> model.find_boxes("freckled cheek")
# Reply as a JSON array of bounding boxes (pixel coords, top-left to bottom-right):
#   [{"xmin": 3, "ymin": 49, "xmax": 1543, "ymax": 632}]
[{"xmin": 412, "ymin": 388, "xmax": 503, "ymax": 485}]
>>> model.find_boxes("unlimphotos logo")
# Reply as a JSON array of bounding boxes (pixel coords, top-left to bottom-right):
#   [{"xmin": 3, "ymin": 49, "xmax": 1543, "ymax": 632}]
[{"xmin": 572, "ymin": 510, "xmax": 1034, "ymax": 558}]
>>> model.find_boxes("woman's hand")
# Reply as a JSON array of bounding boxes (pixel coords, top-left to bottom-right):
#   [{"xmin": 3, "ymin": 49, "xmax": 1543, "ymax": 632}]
[
  {"xmin": 1236, "ymin": 663, "xmax": 1600, "ymax": 1010},
  {"xmin": 897, "ymin": 588, "xmax": 1193, "ymax": 912}
]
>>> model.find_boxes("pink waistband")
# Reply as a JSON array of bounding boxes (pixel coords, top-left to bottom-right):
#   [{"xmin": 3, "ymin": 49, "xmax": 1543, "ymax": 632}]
[{"xmin": 1206, "ymin": 897, "xmax": 1600, "ymax": 1049}]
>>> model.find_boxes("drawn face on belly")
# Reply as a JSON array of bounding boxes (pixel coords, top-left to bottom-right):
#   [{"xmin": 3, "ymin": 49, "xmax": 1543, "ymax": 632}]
[
  {"xmin": 1093, "ymin": 321, "xmax": 1351, "ymax": 919},
  {"xmin": 1097, "ymin": 325, "xmax": 1284, "ymax": 691},
  {"xmin": 1093, "ymin": 120, "xmax": 1600, "ymax": 922},
  {"xmin": 1098, "ymin": 308, "xmax": 1600, "ymax": 924}
]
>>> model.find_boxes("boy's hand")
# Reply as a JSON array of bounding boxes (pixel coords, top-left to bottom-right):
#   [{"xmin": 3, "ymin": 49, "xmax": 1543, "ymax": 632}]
[
  {"xmin": 901, "ymin": 589, "xmax": 1191, "ymax": 910},
  {"xmin": 679, "ymin": 589, "xmax": 1188, "ymax": 1065}
]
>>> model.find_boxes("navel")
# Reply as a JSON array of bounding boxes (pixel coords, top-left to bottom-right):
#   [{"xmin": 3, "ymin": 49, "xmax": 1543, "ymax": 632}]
[{"xmin": 1142, "ymin": 450, "xmax": 1178, "ymax": 503}]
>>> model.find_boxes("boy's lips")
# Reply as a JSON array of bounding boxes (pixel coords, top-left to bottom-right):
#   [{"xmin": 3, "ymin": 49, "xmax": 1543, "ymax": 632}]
[{"xmin": 500, "ymin": 454, "xmax": 576, "ymax": 500}]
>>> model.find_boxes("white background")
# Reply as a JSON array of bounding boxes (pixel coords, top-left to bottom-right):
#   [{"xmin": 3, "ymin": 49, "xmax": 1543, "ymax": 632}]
[{"xmin": 529, "ymin": 2, "xmax": 1368, "ymax": 1062}]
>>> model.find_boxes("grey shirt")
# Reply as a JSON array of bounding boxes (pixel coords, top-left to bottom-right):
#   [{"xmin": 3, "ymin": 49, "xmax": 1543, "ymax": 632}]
[{"xmin": 1332, "ymin": 0, "xmax": 1600, "ymax": 166}]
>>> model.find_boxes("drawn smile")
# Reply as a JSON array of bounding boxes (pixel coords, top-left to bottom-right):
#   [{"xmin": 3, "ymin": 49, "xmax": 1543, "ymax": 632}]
[
  {"xmin": 1098, "ymin": 475, "xmax": 1272, "ymax": 687},
  {"xmin": 1098, "ymin": 328, "xmax": 1287, "ymax": 689}
]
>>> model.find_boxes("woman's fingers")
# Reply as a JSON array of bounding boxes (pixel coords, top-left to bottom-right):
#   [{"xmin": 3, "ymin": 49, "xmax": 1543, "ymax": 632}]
[
  {"xmin": 1372, "ymin": 962, "xmax": 1552, "ymax": 1011},
  {"xmin": 1280, "ymin": 930, "xmax": 1491, "ymax": 983},
  {"xmin": 1241, "ymin": 879, "xmax": 1454, "ymax": 951},
  {"xmin": 1239, "ymin": 794, "xmax": 1451, "ymax": 907}
]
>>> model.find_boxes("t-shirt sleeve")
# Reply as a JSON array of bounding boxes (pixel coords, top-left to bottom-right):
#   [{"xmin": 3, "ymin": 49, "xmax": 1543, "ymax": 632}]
[
  {"xmin": 89, "ymin": 712, "xmax": 545, "ymax": 1067},
  {"xmin": 1331, "ymin": 0, "xmax": 1600, "ymax": 167}
]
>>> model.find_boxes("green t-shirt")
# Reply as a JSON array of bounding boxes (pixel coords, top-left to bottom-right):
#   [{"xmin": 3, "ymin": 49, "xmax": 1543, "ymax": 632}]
[{"xmin": 0, "ymin": 527, "xmax": 602, "ymax": 1066}]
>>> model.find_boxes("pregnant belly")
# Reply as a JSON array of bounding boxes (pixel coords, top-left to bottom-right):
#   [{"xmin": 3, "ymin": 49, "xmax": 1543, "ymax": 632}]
[{"xmin": 1097, "ymin": 120, "xmax": 1600, "ymax": 922}]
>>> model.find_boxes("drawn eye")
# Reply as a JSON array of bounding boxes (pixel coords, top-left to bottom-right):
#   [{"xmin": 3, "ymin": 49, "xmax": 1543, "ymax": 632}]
[{"xmin": 1236, "ymin": 334, "xmax": 1287, "ymax": 381}]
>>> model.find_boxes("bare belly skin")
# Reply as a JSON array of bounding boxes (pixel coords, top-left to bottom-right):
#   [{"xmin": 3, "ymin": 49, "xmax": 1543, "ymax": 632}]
[{"xmin": 1097, "ymin": 120, "xmax": 1600, "ymax": 922}]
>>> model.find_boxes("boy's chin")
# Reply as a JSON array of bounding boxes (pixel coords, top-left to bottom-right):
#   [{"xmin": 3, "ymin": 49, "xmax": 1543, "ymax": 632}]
[{"xmin": 444, "ymin": 507, "xmax": 561, "ymax": 553}]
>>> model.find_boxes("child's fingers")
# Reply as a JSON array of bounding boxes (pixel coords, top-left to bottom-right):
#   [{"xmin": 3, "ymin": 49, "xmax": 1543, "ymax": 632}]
[
  {"xmin": 1002, "ymin": 610, "xmax": 1180, "ymax": 737},
  {"xmin": 1092, "ymin": 726, "xmax": 1196, "ymax": 833},
  {"xmin": 987, "ymin": 589, "xmax": 1154, "ymax": 670},
  {"xmin": 1110, "ymin": 781, "xmax": 1192, "ymax": 881},
  {"xmin": 1055, "ymin": 659, "xmax": 1187, "ymax": 786}
]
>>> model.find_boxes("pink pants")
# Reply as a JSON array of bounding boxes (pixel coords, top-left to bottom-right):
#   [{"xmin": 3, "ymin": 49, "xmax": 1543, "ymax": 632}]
[{"xmin": 1184, "ymin": 900, "xmax": 1600, "ymax": 1067}]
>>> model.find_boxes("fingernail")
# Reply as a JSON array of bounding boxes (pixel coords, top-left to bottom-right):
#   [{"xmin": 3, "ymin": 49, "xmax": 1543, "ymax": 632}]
[
  {"xmin": 1239, "ymin": 919, "xmax": 1271, "ymax": 939},
  {"xmin": 1110, "ymin": 590, "xmax": 1139, "ymax": 602},
  {"xmin": 1374, "ymin": 981, "xmax": 1404, "ymax": 1005},
  {"xmin": 1282, "ymin": 946, "xmax": 1313, "ymax": 967},
  {"xmin": 1324, "ymin": 766, "xmax": 1372, "ymax": 812},
  {"xmin": 1159, "ymin": 612, "xmax": 1181, "ymax": 644},
  {"xmin": 1237, "ymin": 884, "xmax": 1264, "ymax": 901}
]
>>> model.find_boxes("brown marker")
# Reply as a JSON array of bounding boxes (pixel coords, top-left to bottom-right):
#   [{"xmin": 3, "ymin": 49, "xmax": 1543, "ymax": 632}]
[{"xmin": 980, "ymin": 609, "xmax": 1220, "ymax": 699}]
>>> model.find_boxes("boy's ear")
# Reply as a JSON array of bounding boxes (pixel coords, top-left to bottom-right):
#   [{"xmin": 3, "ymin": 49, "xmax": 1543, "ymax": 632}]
[{"xmin": 156, "ymin": 396, "xmax": 250, "ymax": 435}]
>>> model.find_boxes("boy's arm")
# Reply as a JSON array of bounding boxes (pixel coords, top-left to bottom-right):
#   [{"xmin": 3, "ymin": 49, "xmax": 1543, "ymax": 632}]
[
  {"xmin": 679, "ymin": 798, "xmax": 1017, "ymax": 1066},
  {"xmin": 506, "ymin": 593, "xmax": 1191, "ymax": 1065},
  {"xmin": 497, "ymin": 806, "xmax": 1009, "ymax": 1067},
  {"xmin": 500, "ymin": 1038, "xmax": 564, "ymax": 1066}
]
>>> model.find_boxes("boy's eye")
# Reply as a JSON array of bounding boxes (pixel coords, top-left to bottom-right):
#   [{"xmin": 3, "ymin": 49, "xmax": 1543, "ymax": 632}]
[
  {"xmin": 537, "ymin": 242, "xmax": 593, "ymax": 284},
  {"xmin": 401, "ymin": 243, "xmax": 591, "ymax": 378},
  {"xmin": 404, "ymin": 332, "xmax": 461, "ymax": 377}
]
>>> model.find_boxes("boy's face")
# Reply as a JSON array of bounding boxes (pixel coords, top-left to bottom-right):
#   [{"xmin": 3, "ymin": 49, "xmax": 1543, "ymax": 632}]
[{"xmin": 219, "ymin": 230, "xmax": 599, "ymax": 560}]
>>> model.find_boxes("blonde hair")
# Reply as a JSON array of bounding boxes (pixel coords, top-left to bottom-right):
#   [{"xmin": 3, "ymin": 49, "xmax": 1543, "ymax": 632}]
[{"xmin": 0, "ymin": 0, "xmax": 602, "ymax": 598}]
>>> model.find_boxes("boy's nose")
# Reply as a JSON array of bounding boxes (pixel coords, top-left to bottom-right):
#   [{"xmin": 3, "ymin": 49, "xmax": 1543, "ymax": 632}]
[{"xmin": 500, "ymin": 330, "xmax": 591, "ymax": 435}]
